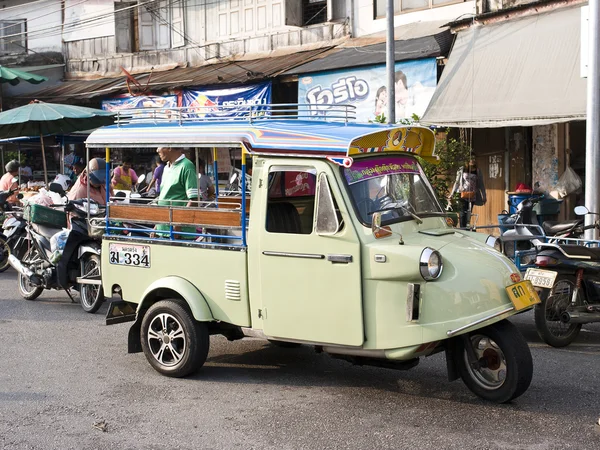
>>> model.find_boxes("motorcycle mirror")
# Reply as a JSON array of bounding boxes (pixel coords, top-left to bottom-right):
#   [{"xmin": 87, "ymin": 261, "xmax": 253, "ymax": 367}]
[
  {"xmin": 48, "ymin": 182, "xmax": 66, "ymax": 197},
  {"xmin": 137, "ymin": 174, "xmax": 146, "ymax": 185},
  {"xmin": 17, "ymin": 193, "xmax": 23, "ymax": 199},
  {"xmin": 11, "ymin": 177, "xmax": 18, "ymax": 183},
  {"xmin": 574, "ymin": 206, "xmax": 589, "ymax": 216},
  {"xmin": 229, "ymin": 172, "xmax": 238, "ymax": 184}
]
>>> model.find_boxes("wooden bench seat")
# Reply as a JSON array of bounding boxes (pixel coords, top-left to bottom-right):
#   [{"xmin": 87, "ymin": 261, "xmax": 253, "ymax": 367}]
[{"xmin": 109, "ymin": 204, "xmax": 243, "ymax": 228}]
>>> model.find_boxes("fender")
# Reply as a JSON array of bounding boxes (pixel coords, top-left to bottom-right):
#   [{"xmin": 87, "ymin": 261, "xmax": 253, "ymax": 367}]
[
  {"xmin": 126, "ymin": 277, "xmax": 214, "ymax": 354},
  {"xmin": 139, "ymin": 276, "xmax": 214, "ymax": 323},
  {"xmin": 78, "ymin": 245, "xmax": 100, "ymax": 259}
]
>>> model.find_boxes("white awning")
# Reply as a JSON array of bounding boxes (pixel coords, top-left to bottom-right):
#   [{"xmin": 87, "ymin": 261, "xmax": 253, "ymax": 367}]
[{"xmin": 421, "ymin": 6, "xmax": 587, "ymax": 128}]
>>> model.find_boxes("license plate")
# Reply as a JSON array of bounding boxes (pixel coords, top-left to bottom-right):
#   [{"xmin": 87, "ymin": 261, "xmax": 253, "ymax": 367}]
[
  {"xmin": 108, "ymin": 243, "xmax": 151, "ymax": 268},
  {"xmin": 505, "ymin": 280, "xmax": 541, "ymax": 311},
  {"xmin": 524, "ymin": 268, "xmax": 557, "ymax": 288}
]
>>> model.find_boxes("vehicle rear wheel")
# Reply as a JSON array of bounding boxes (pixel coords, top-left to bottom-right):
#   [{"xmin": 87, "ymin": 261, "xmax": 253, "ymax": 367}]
[
  {"xmin": 141, "ymin": 299, "xmax": 209, "ymax": 377},
  {"xmin": 534, "ymin": 275, "xmax": 583, "ymax": 347},
  {"xmin": 17, "ymin": 248, "xmax": 44, "ymax": 301},
  {"xmin": 79, "ymin": 254, "xmax": 104, "ymax": 314},
  {"xmin": 454, "ymin": 320, "xmax": 533, "ymax": 403}
]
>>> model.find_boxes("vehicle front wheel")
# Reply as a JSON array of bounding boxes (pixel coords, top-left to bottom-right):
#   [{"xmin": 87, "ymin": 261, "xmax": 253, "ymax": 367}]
[
  {"xmin": 141, "ymin": 299, "xmax": 210, "ymax": 377},
  {"xmin": 0, "ymin": 235, "xmax": 11, "ymax": 273},
  {"xmin": 534, "ymin": 275, "xmax": 583, "ymax": 347},
  {"xmin": 79, "ymin": 254, "xmax": 104, "ymax": 313},
  {"xmin": 454, "ymin": 320, "xmax": 533, "ymax": 403}
]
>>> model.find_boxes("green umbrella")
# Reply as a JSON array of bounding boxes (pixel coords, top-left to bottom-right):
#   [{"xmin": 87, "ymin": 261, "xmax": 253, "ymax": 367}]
[
  {"xmin": 0, "ymin": 100, "xmax": 115, "ymax": 184},
  {"xmin": 0, "ymin": 65, "xmax": 48, "ymax": 111}
]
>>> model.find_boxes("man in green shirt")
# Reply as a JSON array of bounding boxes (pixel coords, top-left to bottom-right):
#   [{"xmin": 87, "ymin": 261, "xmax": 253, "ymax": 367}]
[{"xmin": 154, "ymin": 147, "xmax": 198, "ymax": 238}]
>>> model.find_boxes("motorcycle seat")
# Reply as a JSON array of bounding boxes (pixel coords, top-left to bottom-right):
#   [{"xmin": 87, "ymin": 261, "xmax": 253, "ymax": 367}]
[
  {"xmin": 31, "ymin": 223, "xmax": 64, "ymax": 239},
  {"xmin": 542, "ymin": 219, "xmax": 582, "ymax": 235},
  {"xmin": 556, "ymin": 244, "xmax": 600, "ymax": 259}
]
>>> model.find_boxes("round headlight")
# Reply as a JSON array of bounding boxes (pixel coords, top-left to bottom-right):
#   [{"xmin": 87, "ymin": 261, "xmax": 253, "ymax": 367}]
[
  {"xmin": 486, "ymin": 235, "xmax": 502, "ymax": 252},
  {"xmin": 420, "ymin": 247, "xmax": 443, "ymax": 281}
]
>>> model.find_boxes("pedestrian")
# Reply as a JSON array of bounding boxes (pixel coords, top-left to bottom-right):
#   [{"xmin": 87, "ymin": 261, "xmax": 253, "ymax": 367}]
[
  {"xmin": 0, "ymin": 160, "xmax": 20, "ymax": 205},
  {"xmin": 197, "ymin": 158, "xmax": 215, "ymax": 202},
  {"xmin": 448, "ymin": 158, "xmax": 487, "ymax": 228},
  {"xmin": 111, "ymin": 155, "xmax": 138, "ymax": 190},
  {"xmin": 144, "ymin": 155, "xmax": 165, "ymax": 196},
  {"xmin": 68, "ymin": 158, "xmax": 110, "ymax": 205}
]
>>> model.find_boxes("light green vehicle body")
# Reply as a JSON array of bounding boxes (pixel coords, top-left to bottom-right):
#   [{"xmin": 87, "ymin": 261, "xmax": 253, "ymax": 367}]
[{"xmin": 101, "ymin": 155, "xmax": 520, "ymax": 361}]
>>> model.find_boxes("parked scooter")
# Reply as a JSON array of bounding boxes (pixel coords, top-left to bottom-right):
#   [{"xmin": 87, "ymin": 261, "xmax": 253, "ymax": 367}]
[
  {"xmin": 527, "ymin": 205, "xmax": 600, "ymax": 347},
  {"xmin": 0, "ymin": 179, "xmax": 25, "ymax": 272},
  {"xmin": 500, "ymin": 195, "xmax": 583, "ymax": 262},
  {"xmin": 8, "ymin": 184, "xmax": 106, "ymax": 313}
]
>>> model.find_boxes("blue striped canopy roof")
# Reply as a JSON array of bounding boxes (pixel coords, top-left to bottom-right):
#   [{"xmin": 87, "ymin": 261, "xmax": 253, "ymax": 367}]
[{"xmin": 86, "ymin": 119, "xmax": 437, "ymax": 160}]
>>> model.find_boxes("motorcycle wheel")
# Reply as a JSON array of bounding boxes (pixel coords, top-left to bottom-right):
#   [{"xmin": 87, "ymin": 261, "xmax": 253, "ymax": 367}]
[
  {"xmin": 454, "ymin": 320, "xmax": 533, "ymax": 403},
  {"xmin": 0, "ymin": 235, "xmax": 11, "ymax": 273},
  {"xmin": 534, "ymin": 275, "xmax": 583, "ymax": 347},
  {"xmin": 79, "ymin": 254, "xmax": 104, "ymax": 314},
  {"xmin": 141, "ymin": 299, "xmax": 209, "ymax": 377},
  {"xmin": 17, "ymin": 249, "xmax": 44, "ymax": 301}
]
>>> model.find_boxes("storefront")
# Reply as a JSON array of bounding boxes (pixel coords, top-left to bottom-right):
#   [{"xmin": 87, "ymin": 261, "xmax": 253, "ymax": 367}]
[{"xmin": 421, "ymin": 2, "xmax": 587, "ymax": 225}]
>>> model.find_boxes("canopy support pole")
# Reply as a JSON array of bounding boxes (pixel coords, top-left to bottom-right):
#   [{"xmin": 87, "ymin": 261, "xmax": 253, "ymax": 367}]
[
  {"xmin": 386, "ymin": 0, "xmax": 395, "ymax": 124},
  {"xmin": 39, "ymin": 135, "xmax": 48, "ymax": 186},
  {"xmin": 60, "ymin": 136, "xmax": 65, "ymax": 174},
  {"xmin": 585, "ymin": 0, "xmax": 600, "ymax": 240}
]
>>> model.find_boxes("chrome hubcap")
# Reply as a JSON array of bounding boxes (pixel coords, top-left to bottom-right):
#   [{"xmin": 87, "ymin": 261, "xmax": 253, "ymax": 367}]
[{"xmin": 147, "ymin": 313, "xmax": 186, "ymax": 367}]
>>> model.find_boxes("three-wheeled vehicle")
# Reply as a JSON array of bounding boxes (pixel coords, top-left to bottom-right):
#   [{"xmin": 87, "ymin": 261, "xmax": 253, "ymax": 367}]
[{"xmin": 89, "ymin": 104, "xmax": 540, "ymax": 403}]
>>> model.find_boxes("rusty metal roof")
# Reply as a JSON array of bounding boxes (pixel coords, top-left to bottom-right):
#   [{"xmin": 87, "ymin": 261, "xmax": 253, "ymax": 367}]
[{"xmin": 12, "ymin": 48, "xmax": 335, "ymax": 103}]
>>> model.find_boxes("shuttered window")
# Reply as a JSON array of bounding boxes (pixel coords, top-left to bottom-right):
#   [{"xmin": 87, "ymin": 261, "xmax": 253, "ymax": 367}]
[
  {"xmin": 138, "ymin": 0, "xmax": 185, "ymax": 51},
  {"xmin": 0, "ymin": 19, "xmax": 27, "ymax": 55}
]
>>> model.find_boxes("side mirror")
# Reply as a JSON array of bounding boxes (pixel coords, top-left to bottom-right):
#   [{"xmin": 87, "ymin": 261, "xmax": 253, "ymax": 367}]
[
  {"xmin": 371, "ymin": 211, "xmax": 392, "ymax": 239},
  {"xmin": 137, "ymin": 174, "xmax": 146, "ymax": 185},
  {"xmin": 371, "ymin": 212, "xmax": 382, "ymax": 233},
  {"xmin": 11, "ymin": 177, "xmax": 18, "ymax": 183},
  {"xmin": 574, "ymin": 206, "xmax": 589, "ymax": 216},
  {"xmin": 48, "ymin": 182, "xmax": 66, "ymax": 197},
  {"xmin": 229, "ymin": 172, "xmax": 238, "ymax": 185}
]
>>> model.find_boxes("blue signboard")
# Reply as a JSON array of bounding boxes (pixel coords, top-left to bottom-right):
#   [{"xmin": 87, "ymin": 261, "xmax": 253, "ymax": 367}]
[
  {"xmin": 101, "ymin": 95, "xmax": 178, "ymax": 111},
  {"xmin": 298, "ymin": 58, "xmax": 437, "ymax": 123},
  {"xmin": 182, "ymin": 82, "xmax": 271, "ymax": 118}
]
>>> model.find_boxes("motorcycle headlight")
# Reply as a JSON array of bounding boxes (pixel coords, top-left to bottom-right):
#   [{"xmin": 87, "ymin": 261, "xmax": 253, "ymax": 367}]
[
  {"xmin": 485, "ymin": 235, "xmax": 502, "ymax": 252},
  {"xmin": 419, "ymin": 247, "xmax": 443, "ymax": 281}
]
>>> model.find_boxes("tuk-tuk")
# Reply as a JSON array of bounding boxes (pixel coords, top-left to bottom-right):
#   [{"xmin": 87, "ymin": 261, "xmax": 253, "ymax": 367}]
[{"xmin": 88, "ymin": 104, "xmax": 539, "ymax": 403}]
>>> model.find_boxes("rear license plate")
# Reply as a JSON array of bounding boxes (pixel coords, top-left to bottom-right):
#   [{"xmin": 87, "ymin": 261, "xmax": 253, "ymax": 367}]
[
  {"xmin": 505, "ymin": 280, "xmax": 541, "ymax": 311},
  {"xmin": 108, "ymin": 243, "xmax": 150, "ymax": 268},
  {"xmin": 524, "ymin": 268, "xmax": 557, "ymax": 288}
]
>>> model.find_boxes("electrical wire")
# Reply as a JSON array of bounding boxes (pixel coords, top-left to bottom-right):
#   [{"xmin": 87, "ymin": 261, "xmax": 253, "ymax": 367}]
[{"xmin": 0, "ymin": 0, "xmax": 90, "ymax": 32}]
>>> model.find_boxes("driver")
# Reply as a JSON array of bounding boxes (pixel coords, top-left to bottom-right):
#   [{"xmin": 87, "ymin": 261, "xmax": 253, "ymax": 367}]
[{"xmin": 68, "ymin": 158, "xmax": 111, "ymax": 205}]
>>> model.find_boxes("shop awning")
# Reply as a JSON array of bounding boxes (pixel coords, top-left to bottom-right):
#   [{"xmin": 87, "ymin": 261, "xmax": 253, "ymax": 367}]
[
  {"xmin": 284, "ymin": 21, "xmax": 452, "ymax": 75},
  {"xmin": 421, "ymin": 6, "xmax": 587, "ymax": 128}
]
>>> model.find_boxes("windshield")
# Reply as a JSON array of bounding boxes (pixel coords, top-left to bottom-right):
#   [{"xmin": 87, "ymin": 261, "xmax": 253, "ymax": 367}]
[{"xmin": 343, "ymin": 155, "xmax": 443, "ymax": 225}]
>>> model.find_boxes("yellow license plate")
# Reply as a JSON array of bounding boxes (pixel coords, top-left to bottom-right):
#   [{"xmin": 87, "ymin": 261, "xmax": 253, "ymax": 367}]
[{"xmin": 505, "ymin": 280, "xmax": 541, "ymax": 311}]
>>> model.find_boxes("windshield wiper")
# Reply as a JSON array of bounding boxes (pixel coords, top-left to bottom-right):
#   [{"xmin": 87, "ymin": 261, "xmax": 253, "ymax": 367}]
[{"xmin": 368, "ymin": 203, "xmax": 423, "ymax": 224}]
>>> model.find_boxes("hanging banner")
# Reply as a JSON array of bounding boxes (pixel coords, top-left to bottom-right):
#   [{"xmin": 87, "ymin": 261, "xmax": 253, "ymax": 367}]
[
  {"xmin": 298, "ymin": 58, "xmax": 437, "ymax": 123},
  {"xmin": 101, "ymin": 95, "xmax": 178, "ymax": 112},
  {"xmin": 182, "ymin": 82, "xmax": 272, "ymax": 118}
]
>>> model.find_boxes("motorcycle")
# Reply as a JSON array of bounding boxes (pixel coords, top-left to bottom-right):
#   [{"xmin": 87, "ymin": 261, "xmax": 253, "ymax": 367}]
[
  {"xmin": 8, "ymin": 185, "xmax": 107, "ymax": 313},
  {"xmin": 525, "ymin": 205, "xmax": 600, "ymax": 347},
  {"xmin": 500, "ymin": 195, "xmax": 584, "ymax": 266},
  {"xmin": 0, "ymin": 179, "xmax": 25, "ymax": 272}
]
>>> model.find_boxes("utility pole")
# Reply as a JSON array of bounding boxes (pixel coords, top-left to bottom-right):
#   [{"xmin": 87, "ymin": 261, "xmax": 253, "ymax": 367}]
[
  {"xmin": 585, "ymin": 0, "xmax": 600, "ymax": 240},
  {"xmin": 386, "ymin": 0, "xmax": 395, "ymax": 124}
]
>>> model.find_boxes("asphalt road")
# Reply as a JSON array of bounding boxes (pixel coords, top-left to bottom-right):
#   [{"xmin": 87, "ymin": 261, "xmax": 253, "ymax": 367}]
[{"xmin": 0, "ymin": 269, "xmax": 599, "ymax": 450}]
